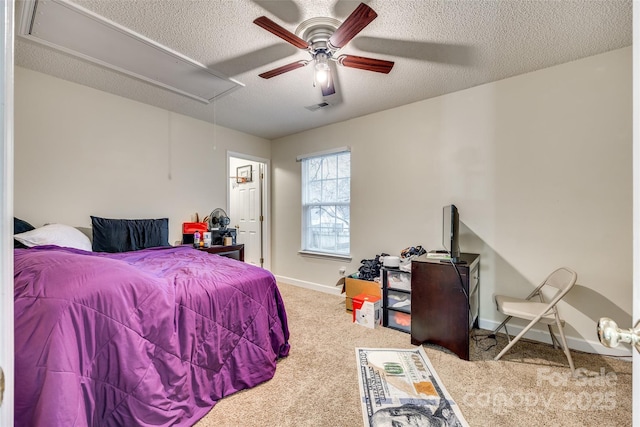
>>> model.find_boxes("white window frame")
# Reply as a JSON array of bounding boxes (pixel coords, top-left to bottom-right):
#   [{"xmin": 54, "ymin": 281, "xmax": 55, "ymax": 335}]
[{"xmin": 298, "ymin": 147, "xmax": 351, "ymax": 260}]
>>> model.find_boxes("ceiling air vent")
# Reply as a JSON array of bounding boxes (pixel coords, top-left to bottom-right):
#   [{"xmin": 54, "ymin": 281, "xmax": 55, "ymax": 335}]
[{"xmin": 304, "ymin": 102, "xmax": 332, "ymax": 112}]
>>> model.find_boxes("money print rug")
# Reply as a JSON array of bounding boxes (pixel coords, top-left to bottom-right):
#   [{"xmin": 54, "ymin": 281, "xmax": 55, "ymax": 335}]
[{"xmin": 356, "ymin": 347, "xmax": 469, "ymax": 427}]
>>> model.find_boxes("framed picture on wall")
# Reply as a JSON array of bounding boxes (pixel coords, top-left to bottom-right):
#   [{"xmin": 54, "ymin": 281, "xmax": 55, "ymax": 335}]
[{"xmin": 237, "ymin": 165, "xmax": 252, "ymax": 183}]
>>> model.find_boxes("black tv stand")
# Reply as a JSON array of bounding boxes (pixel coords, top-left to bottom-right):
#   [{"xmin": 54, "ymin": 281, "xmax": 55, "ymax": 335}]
[{"xmin": 411, "ymin": 253, "xmax": 480, "ymax": 360}]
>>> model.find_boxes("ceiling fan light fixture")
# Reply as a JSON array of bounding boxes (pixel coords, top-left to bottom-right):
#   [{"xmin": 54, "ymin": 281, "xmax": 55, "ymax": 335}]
[
  {"xmin": 314, "ymin": 52, "xmax": 330, "ymax": 84},
  {"xmin": 316, "ymin": 69, "xmax": 329, "ymax": 85}
]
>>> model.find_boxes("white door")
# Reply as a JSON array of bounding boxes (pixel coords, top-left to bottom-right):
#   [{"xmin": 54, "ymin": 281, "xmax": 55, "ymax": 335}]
[
  {"xmin": 631, "ymin": 264, "xmax": 640, "ymax": 426},
  {"xmin": 0, "ymin": 0, "xmax": 13, "ymax": 424},
  {"xmin": 229, "ymin": 158, "xmax": 264, "ymax": 267},
  {"xmin": 597, "ymin": 18, "xmax": 638, "ymax": 420}
]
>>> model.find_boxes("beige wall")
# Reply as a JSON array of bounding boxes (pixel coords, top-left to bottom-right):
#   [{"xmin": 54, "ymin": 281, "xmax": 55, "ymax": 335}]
[
  {"xmin": 14, "ymin": 47, "xmax": 633, "ymax": 354},
  {"xmin": 14, "ymin": 67, "xmax": 270, "ymax": 245},
  {"xmin": 271, "ymin": 47, "xmax": 633, "ymax": 353}
]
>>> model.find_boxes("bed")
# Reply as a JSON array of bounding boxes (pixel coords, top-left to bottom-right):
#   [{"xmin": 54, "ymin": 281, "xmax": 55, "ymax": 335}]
[{"xmin": 14, "ymin": 243, "xmax": 290, "ymax": 426}]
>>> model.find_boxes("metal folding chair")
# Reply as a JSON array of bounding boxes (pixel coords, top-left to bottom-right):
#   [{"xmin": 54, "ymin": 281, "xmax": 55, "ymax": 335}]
[{"xmin": 493, "ymin": 267, "xmax": 577, "ymax": 375}]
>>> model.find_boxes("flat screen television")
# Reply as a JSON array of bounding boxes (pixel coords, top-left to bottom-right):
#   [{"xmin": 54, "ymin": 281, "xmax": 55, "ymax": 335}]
[{"xmin": 442, "ymin": 204, "xmax": 465, "ymax": 264}]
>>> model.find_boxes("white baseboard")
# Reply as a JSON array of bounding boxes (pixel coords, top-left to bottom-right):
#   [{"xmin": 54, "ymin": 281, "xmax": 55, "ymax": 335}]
[
  {"xmin": 478, "ymin": 318, "xmax": 632, "ymax": 359},
  {"xmin": 274, "ymin": 275, "xmax": 343, "ymax": 296},
  {"xmin": 276, "ymin": 277, "xmax": 633, "ymax": 360}
]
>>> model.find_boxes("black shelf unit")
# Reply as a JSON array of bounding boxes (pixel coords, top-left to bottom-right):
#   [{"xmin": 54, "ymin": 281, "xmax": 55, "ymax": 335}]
[{"xmin": 381, "ymin": 267, "xmax": 412, "ymax": 333}]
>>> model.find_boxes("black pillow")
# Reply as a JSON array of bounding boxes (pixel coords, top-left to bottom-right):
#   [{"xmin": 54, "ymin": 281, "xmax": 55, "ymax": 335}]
[
  {"xmin": 14, "ymin": 217, "xmax": 35, "ymax": 248},
  {"xmin": 91, "ymin": 216, "xmax": 170, "ymax": 253}
]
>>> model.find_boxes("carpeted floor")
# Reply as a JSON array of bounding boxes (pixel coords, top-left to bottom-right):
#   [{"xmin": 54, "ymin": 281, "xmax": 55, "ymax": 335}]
[{"xmin": 195, "ymin": 282, "xmax": 632, "ymax": 427}]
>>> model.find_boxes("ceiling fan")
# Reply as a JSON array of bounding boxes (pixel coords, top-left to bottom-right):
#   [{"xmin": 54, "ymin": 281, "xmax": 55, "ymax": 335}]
[{"xmin": 253, "ymin": 2, "xmax": 394, "ymax": 97}]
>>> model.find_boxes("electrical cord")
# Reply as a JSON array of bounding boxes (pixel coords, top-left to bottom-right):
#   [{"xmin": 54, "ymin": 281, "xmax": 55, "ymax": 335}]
[
  {"xmin": 445, "ymin": 255, "xmax": 474, "ymax": 327},
  {"xmin": 471, "ymin": 331, "xmax": 498, "ymax": 352},
  {"xmin": 448, "ymin": 258, "xmax": 469, "ymax": 301}
]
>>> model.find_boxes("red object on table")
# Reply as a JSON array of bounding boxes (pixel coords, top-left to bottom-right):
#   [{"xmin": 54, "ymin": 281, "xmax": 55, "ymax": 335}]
[{"xmin": 183, "ymin": 222, "xmax": 208, "ymax": 234}]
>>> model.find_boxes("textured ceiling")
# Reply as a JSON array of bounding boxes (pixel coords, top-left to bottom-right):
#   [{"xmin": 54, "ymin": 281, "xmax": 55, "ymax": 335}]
[{"xmin": 15, "ymin": 0, "xmax": 633, "ymax": 140}]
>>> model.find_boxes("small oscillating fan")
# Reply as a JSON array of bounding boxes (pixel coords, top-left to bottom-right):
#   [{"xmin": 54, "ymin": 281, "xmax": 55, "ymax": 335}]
[{"xmin": 208, "ymin": 208, "xmax": 230, "ymax": 230}]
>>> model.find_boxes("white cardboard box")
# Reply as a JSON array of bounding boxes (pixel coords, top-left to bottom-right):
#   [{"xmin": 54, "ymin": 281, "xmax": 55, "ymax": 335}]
[{"xmin": 353, "ymin": 295, "xmax": 381, "ymax": 329}]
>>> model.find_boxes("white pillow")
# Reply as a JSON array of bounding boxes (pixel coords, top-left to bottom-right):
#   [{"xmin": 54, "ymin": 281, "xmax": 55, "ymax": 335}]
[{"xmin": 14, "ymin": 223, "xmax": 93, "ymax": 251}]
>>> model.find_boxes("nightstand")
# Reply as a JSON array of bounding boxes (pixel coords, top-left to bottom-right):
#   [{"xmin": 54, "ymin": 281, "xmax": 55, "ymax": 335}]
[{"xmin": 197, "ymin": 244, "xmax": 244, "ymax": 262}]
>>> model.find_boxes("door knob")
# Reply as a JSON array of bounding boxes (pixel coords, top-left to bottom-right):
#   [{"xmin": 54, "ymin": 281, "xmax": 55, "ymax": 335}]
[{"xmin": 597, "ymin": 317, "xmax": 640, "ymax": 351}]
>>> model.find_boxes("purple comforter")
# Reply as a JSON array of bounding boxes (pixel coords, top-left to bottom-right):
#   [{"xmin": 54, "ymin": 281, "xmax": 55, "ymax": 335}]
[{"xmin": 14, "ymin": 245, "xmax": 290, "ymax": 426}]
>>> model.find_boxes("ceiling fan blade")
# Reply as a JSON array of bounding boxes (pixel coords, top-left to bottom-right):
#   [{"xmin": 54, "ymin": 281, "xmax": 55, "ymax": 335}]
[
  {"xmin": 336, "ymin": 55, "xmax": 394, "ymax": 74},
  {"xmin": 254, "ymin": 16, "xmax": 310, "ymax": 50},
  {"xmin": 259, "ymin": 60, "xmax": 309, "ymax": 79},
  {"xmin": 328, "ymin": 2, "xmax": 378, "ymax": 50}
]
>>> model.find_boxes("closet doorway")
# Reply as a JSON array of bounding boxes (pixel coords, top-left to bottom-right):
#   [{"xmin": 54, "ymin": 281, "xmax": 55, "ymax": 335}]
[{"xmin": 228, "ymin": 153, "xmax": 270, "ymax": 270}]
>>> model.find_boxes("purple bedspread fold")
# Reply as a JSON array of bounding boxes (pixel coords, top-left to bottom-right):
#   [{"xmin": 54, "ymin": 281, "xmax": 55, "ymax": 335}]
[{"xmin": 14, "ymin": 245, "xmax": 290, "ymax": 426}]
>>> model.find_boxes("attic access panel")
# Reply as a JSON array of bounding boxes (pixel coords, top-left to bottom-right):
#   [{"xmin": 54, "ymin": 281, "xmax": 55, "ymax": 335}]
[{"xmin": 18, "ymin": 0, "xmax": 243, "ymax": 103}]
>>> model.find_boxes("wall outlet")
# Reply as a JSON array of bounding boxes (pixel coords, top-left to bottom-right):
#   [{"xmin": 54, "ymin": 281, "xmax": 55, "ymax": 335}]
[{"xmin": 339, "ymin": 266, "xmax": 346, "ymax": 276}]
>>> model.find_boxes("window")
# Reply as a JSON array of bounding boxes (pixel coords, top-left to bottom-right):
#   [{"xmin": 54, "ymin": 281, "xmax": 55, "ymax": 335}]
[{"xmin": 300, "ymin": 149, "xmax": 350, "ymax": 256}]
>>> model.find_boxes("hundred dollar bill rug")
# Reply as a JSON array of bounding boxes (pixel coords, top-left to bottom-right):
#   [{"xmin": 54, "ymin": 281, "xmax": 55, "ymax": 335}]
[{"xmin": 356, "ymin": 347, "xmax": 469, "ymax": 427}]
